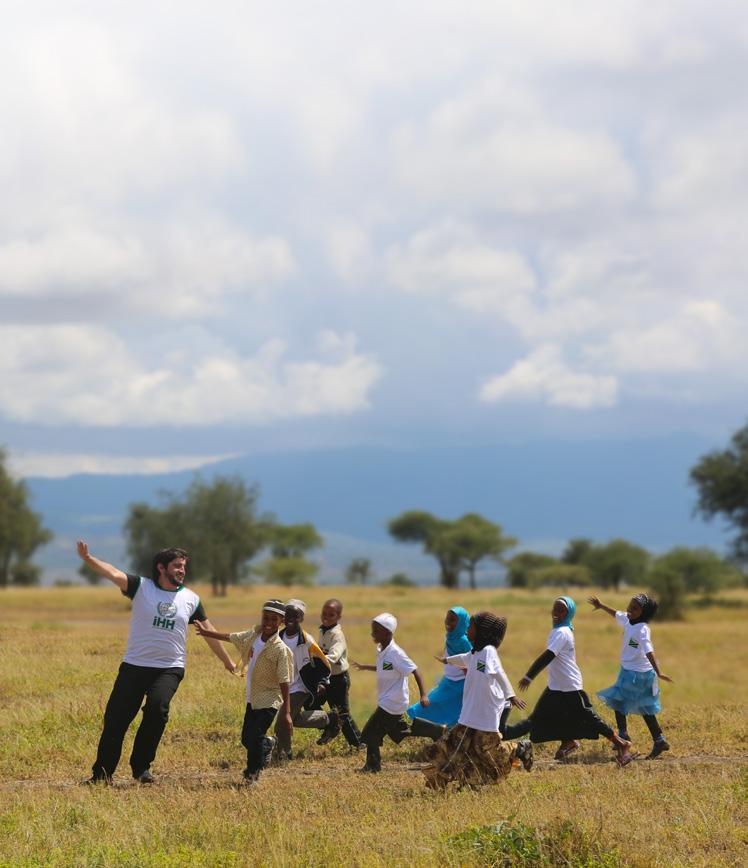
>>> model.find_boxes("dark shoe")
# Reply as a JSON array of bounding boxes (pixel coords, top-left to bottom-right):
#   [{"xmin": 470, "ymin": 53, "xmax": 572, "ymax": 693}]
[
  {"xmin": 242, "ymin": 770, "xmax": 259, "ymax": 785},
  {"xmin": 515, "ymin": 739, "xmax": 534, "ymax": 771},
  {"xmin": 316, "ymin": 712, "xmax": 340, "ymax": 746},
  {"xmin": 357, "ymin": 763, "xmax": 381, "ymax": 773},
  {"xmin": 260, "ymin": 736, "xmax": 277, "ymax": 767},
  {"xmin": 646, "ymin": 739, "xmax": 670, "ymax": 760},
  {"xmin": 82, "ymin": 775, "xmax": 110, "ymax": 786},
  {"xmin": 135, "ymin": 769, "xmax": 155, "ymax": 784}
]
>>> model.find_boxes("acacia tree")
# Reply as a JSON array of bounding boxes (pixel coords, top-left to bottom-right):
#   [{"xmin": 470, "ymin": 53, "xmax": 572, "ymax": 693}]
[
  {"xmin": 124, "ymin": 475, "xmax": 272, "ymax": 596},
  {"xmin": 388, "ymin": 510, "xmax": 515, "ymax": 589},
  {"xmin": 345, "ymin": 557, "xmax": 372, "ymax": 585},
  {"xmin": 0, "ymin": 449, "xmax": 52, "ymax": 588},
  {"xmin": 437, "ymin": 513, "xmax": 517, "ymax": 590},
  {"xmin": 388, "ymin": 511, "xmax": 461, "ymax": 588},
  {"xmin": 254, "ymin": 523, "xmax": 323, "ymax": 587},
  {"xmin": 691, "ymin": 423, "xmax": 748, "ymax": 565}
]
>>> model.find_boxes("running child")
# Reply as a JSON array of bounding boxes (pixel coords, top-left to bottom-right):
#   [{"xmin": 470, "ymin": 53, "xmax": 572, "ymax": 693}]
[
  {"xmin": 589, "ymin": 593, "xmax": 672, "ymax": 759},
  {"xmin": 195, "ymin": 599, "xmax": 293, "ymax": 783},
  {"xmin": 312, "ymin": 598, "xmax": 362, "ymax": 749},
  {"xmin": 503, "ymin": 596, "xmax": 634, "ymax": 765},
  {"xmin": 274, "ymin": 599, "xmax": 336, "ymax": 759},
  {"xmin": 353, "ymin": 612, "xmax": 446, "ymax": 773},
  {"xmin": 422, "ymin": 612, "xmax": 533, "ymax": 789},
  {"xmin": 407, "ymin": 606, "xmax": 472, "ymax": 727}
]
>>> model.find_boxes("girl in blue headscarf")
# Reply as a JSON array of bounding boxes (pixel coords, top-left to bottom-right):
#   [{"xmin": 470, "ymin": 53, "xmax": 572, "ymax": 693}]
[
  {"xmin": 503, "ymin": 597, "xmax": 634, "ymax": 765},
  {"xmin": 407, "ymin": 607, "xmax": 471, "ymax": 726}
]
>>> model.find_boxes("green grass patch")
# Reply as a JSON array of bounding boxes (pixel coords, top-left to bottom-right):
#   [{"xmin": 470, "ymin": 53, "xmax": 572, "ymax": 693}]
[{"xmin": 446, "ymin": 818, "xmax": 622, "ymax": 867}]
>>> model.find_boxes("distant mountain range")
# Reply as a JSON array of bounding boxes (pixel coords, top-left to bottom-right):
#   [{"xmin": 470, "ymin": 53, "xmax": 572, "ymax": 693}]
[{"xmin": 28, "ymin": 437, "xmax": 730, "ymax": 585}]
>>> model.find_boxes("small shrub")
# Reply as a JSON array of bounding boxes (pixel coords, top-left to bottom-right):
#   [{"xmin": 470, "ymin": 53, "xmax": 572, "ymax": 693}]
[
  {"xmin": 446, "ymin": 817, "xmax": 621, "ymax": 867},
  {"xmin": 384, "ymin": 572, "xmax": 416, "ymax": 587}
]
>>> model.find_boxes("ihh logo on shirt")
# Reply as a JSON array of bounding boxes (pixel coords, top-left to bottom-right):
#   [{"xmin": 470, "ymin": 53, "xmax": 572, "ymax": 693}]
[{"xmin": 153, "ymin": 601, "xmax": 178, "ymax": 631}]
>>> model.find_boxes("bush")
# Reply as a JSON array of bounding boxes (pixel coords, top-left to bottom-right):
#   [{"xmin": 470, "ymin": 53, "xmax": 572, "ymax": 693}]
[
  {"xmin": 506, "ymin": 552, "xmax": 557, "ymax": 588},
  {"xmin": 527, "ymin": 563, "xmax": 592, "ymax": 590},
  {"xmin": 384, "ymin": 572, "xmax": 416, "ymax": 587},
  {"xmin": 647, "ymin": 565, "xmax": 686, "ymax": 620},
  {"xmin": 446, "ymin": 818, "xmax": 621, "ymax": 867}
]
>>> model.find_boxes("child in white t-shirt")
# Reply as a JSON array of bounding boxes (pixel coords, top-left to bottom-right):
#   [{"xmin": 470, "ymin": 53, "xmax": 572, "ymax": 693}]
[
  {"xmin": 423, "ymin": 611, "xmax": 533, "ymax": 789},
  {"xmin": 353, "ymin": 613, "xmax": 446, "ymax": 772},
  {"xmin": 590, "ymin": 593, "xmax": 672, "ymax": 760},
  {"xmin": 503, "ymin": 597, "xmax": 634, "ymax": 765}
]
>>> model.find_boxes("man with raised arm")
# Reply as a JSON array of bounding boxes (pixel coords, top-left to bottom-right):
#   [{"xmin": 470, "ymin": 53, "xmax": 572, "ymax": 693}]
[{"xmin": 77, "ymin": 539, "xmax": 235, "ymax": 785}]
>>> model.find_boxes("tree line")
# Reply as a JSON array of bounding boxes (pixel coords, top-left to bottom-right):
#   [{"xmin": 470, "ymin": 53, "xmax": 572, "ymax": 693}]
[{"xmin": 3, "ymin": 418, "xmax": 748, "ymax": 614}]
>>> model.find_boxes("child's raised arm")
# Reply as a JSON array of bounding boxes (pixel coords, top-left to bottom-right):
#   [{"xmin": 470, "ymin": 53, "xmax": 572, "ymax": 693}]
[{"xmin": 588, "ymin": 596, "xmax": 616, "ymax": 617}]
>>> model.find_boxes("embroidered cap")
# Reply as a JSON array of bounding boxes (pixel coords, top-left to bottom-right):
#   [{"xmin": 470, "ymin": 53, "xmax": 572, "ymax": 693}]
[
  {"xmin": 286, "ymin": 598, "xmax": 306, "ymax": 613},
  {"xmin": 262, "ymin": 599, "xmax": 286, "ymax": 616},
  {"xmin": 373, "ymin": 612, "xmax": 397, "ymax": 634}
]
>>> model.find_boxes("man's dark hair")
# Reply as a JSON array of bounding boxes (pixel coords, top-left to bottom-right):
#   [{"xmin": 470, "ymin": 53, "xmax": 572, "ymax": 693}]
[{"xmin": 152, "ymin": 547, "xmax": 189, "ymax": 580}]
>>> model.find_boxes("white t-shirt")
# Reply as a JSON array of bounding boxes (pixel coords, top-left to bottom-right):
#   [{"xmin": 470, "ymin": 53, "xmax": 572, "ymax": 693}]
[
  {"xmin": 546, "ymin": 626, "xmax": 583, "ymax": 692},
  {"xmin": 246, "ymin": 636, "xmax": 266, "ymax": 702},
  {"xmin": 448, "ymin": 646, "xmax": 515, "ymax": 733},
  {"xmin": 282, "ymin": 630, "xmax": 313, "ymax": 694},
  {"xmin": 376, "ymin": 640, "xmax": 416, "ymax": 715},
  {"xmin": 615, "ymin": 612, "xmax": 654, "ymax": 672},
  {"xmin": 443, "ymin": 646, "xmax": 467, "ymax": 682},
  {"xmin": 123, "ymin": 576, "xmax": 201, "ymax": 669}
]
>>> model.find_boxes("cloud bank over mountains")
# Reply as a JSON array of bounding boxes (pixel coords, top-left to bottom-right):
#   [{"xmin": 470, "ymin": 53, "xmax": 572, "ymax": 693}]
[{"xmin": 1, "ymin": 2, "xmax": 747, "ymax": 474}]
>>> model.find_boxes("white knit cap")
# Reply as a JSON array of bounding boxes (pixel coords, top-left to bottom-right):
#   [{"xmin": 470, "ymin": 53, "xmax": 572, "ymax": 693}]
[
  {"xmin": 286, "ymin": 598, "xmax": 306, "ymax": 613},
  {"xmin": 373, "ymin": 612, "xmax": 397, "ymax": 634}
]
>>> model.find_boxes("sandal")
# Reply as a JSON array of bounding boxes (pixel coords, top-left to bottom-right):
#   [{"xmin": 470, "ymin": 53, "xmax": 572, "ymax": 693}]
[{"xmin": 554, "ymin": 740, "xmax": 580, "ymax": 761}]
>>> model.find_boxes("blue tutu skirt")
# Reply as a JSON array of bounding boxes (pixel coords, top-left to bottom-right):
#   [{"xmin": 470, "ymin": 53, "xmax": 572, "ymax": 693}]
[
  {"xmin": 597, "ymin": 667, "xmax": 661, "ymax": 716},
  {"xmin": 407, "ymin": 675, "xmax": 465, "ymax": 726}
]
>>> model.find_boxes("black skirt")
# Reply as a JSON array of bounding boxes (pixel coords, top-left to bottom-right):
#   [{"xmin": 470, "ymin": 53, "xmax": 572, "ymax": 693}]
[{"xmin": 512, "ymin": 688, "xmax": 614, "ymax": 743}]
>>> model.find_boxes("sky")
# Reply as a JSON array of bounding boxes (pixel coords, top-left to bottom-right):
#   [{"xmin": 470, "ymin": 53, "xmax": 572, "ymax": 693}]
[{"xmin": 2, "ymin": 1, "xmax": 748, "ymax": 480}]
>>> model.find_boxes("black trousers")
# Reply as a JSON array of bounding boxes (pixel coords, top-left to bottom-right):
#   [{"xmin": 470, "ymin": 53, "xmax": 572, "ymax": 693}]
[
  {"xmin": 504, "ymin": 688, "xmax": 614, "ymax": 743},
  {"xmin": 241, "ymin": 705, "xmax": 278, "ymax": 775},
  {"xmin": 310, "ymin": 671, "xmax": 362, "ymax": 747},
  {"xmin": 92, "ymin": 662, "xmax": 184, "ymax": 780},
  {"xmin": 360, "ymin": 706, "xmax": 443, "ymax": 770},
  {"xmin": 615, "ymin": 711, "xmax": 663, "ymax": 741}
]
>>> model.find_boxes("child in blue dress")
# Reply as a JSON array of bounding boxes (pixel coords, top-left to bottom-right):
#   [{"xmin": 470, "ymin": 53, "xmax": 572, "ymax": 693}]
[
  {"xmin": 407, "ymin": 606, "xmax": 471, "ymax": 727},
  {"xmin": 589, "ymin": 593, "xmax": 672, "ymax": 759}
]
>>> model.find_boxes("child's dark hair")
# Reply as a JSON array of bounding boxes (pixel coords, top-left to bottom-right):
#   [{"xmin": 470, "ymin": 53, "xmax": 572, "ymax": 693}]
[
  {"xmin": 152, "ymin": 547, "xmax": 189, "ymax": 580},
  {"xmin": 471, "ymin": 611, "xmax": 508, "ymax": 651},
  {"xmin": 633, "ymin": 593, "xmax": 658, "ymax": 623},
  {"xmin": 324, "ymin": 598, "xmax": 343, "ymax": 615}
]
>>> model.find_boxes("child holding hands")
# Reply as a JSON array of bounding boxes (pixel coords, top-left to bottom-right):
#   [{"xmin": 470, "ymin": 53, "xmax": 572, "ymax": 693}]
[
  {"xmin": 195, "ymin": 599, "xmax": 293, "ymax": 783},
  {"xmin": 589, "ymin": 593, "xmax": 672, "ymax": 759}
]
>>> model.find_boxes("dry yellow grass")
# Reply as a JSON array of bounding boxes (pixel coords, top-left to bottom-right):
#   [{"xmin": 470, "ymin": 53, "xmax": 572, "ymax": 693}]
[{"xmin": 1, "ymin": 584, "xmax": 747, "ymax": 866}]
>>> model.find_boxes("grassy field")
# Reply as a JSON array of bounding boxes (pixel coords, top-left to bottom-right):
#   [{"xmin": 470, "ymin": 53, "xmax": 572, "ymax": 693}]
[{"xmin": 1, "ymin": 584, "xmax": 747, "ymax": 867}]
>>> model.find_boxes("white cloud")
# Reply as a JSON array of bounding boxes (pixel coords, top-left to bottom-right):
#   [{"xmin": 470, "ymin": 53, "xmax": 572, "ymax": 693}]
[
  {"xmin": 390, "ymin": 79, "xmax": 636, "ymax": 215},
  {"xmin": 0, "ymin": 326, "xmax": 382, "ymax": 426},
  {"xmin": 8, "ymin": 451, "xmax": 241, "ymax": 479},
  {"xmin": 0, "ymin": 221, "xmax": 294, "ymax": 315},
  {"xmin": 480, "ymin": 345, "xmax": 618, "ymax": 409}
]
